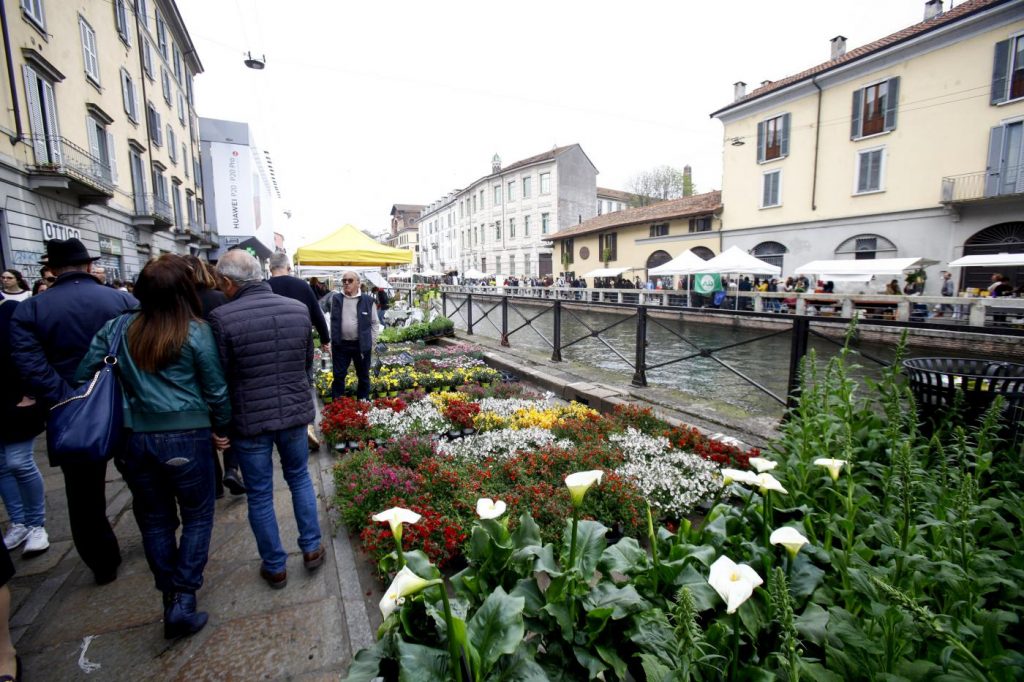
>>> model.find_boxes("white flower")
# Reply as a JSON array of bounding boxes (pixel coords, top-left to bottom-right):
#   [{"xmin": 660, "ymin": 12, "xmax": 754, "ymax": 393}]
[
  {"xmin": 372, "ymin": 507, "xmax": 421, "ymax": 541},
  {"xmin": 608, "ymin": 428, "xmax": 671, "ymax": 460},
  {"xmin": 770, "ymin": 526, "xmax": 809, "ymax": 558},
  {"xmin": 756, "ymin": 473, "xmax": 788, "ymax": 495},
  {"xmin": 436, "ymin": 427, "xmax": 568, "ymax": 461},
  {"xmin": 813, "ymin": 458, "xmax": 848, "ymax": 481},
  {"xmin": 748, "ymin": 457, "xmax": 778, "ymax": 473},
  {"xmin": 708, "ymin": 555, "xmax": 763, "ymax": 614},
  {"xmin": 476, "ymin": 498, "xmax": 507, "ymax": 520},
  {"xmin": 379, "ymin": 566, "xmax": 432, "ymax": 619},
  {"xmin": 616, "ymin": 450, "xmax": 722, "ymax": 518},
  {"xmin": 720, "ymin": 468, "xmax": 759, "ymax": 486},
  {"xmin": 565, "ymin": 470, "xmax": 603, "ymax": 506}
]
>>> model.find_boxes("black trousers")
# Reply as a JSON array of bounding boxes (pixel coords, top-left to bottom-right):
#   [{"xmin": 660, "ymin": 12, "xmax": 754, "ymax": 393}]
[
  {"xmin": 60, "ymin": 459, "xmax": 121, "ymax": 575},
  {"xmin": 332, "ymin": 340, "xmax": 371, "ymax": 400}
]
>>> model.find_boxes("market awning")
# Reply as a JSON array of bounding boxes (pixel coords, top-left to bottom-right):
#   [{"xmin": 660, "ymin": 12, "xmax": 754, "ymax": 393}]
[
  {"xmin": 463, "ymin": 268, "xmax": 491, "ymax": 279},
  {"xmin": 793, "ymin": 257, "xmax": 938, "ymax": 276},
  {"xmin": 417, "ymin": 268, "xmax": 445, "ymax": 277},
  {"xmin": 701, "ymin": 247, "xmax": 781, "ymax": 276},
  {"xmin": 647, "ymin": 249, "xmax": 710, "ymax": 276},
  {"xmin": 580, "ymin": 267, "xmax": 633, "ymax": 278},
  {"xmin": 294, "ymin": 225, "xmax": 413, "ymax": 266},
  {"xmin": 947, "ymin": 253, "xmax": 1024, "ymax": 268}
]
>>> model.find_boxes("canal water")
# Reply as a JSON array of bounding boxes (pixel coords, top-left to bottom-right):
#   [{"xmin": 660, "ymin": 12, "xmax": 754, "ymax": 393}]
[{"xmin": 445, "ymin": 297, "xmax": 1017, "ymax": 419}]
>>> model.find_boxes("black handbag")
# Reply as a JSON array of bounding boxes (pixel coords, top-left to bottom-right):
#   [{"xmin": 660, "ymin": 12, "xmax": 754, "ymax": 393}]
[{"xmin": 47, "ymin": 314, "xmax": 131, "ymax": 463}]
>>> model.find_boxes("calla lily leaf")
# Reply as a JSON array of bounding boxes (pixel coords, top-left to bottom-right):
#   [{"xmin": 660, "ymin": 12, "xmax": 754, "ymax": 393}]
[
  {"xmin": 562, "ymin": 519, "xmax": 608, "ymax": 576},
  {"xmin": 395, "ymin": 640, "xmax": 450, "ymax": 682}
]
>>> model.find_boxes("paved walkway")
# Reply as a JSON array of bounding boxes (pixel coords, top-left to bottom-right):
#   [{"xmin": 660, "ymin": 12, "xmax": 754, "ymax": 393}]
[{"xmin": 5, "ymin": 433, "xmax": 378, "ymax": 680}]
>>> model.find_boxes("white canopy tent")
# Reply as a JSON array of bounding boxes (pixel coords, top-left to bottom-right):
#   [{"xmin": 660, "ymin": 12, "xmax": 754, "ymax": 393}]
[
  {"xmin": 462, "ymin": 268, "xmax": 491, "ymax": 280},
  {"xmin": 580, "ymin": 266, "xmax": 633, "ymax": 279},
  {"xmin": 647, "ymin": 249, "xmax": 709, "ymax": 276},
  {"xmin": 417, "ymin": 268, "xmax": 445, "ymax": 277},
  {"xmin": 294, "ymin": 265, "xmax": 392, "ymax": 289},
  {"xmin": 701, "ymin": 246, "xmax": 782, "ymax": 276},
  {"xmin": 947, "ymin": 253, "xmax": 1024, "ymax": 268},
  {"xmin": 388, "ymin": 270, "xmax": 413, "ymax": 279},
  {"xmin": 793, "ymin": 257, "xmax": 939, "ymax": 278}
]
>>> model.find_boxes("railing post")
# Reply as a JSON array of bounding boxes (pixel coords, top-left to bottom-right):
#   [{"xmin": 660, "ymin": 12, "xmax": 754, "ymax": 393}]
[
  {"xmin": 968, "ymin": 301, "xmax": 986, "ymax": 327},
  {"xmin": 551, "ymin": 300, "xmax": 562, "ymax": 362},
  {"xmin": 441, "ymin": 292, "xmax": 447, "ymax": 319},
  {"xmin": 631, "ymin": 305, "xmax": 648, "ymax": 387},
  {"xmin": 786, "ymin": 316, "xmax": 810, "ymax": 410},
  {"xmin": 466, "ymin": 293, "xmax": 474, "ymax": 335},
  {"xmin": 500, "ymin": 295, "xmax": 510, "ymax": 346}
]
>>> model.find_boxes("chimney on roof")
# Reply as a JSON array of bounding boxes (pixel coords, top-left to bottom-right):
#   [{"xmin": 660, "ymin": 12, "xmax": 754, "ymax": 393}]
[
  {"xmin": 683, "ymin": 165, "xmax": 693, "ymax": 197},
  {"xmin": 491, "ymin": 153, "xmax": 501, "ymax": 174},
  {"xmin": 733, "ymin": 81, "xmax": 747, "ymax": 101},
  {"xmin": 831, "ymin": 35, "xmax": 847, "ymax": 60},
  {"xmin": 760, "ymin": 80, "xmax": 772, "ymax": 88},
  {"xmin": 924, "ymin": 0, "xmax": 942, "ymax": 20}
]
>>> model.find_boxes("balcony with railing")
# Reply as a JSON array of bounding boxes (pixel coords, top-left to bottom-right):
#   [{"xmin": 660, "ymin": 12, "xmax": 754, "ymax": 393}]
[
  {"xmin": 25, "ymin": 135, "xmax": 115, "ymax": 202},
  {"xmin": 942, "ymin": 164, "xmax": 1024, "ymax": 204},
  {"xmin": 132, "ymin": 193, "xmax": 174, "ymax": 227}
]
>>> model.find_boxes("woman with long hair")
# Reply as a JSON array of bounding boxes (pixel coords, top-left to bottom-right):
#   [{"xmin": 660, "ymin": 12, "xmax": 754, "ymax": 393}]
[
  {"xmin": 0, "ymin": 271, "xmax": 29, "ymax": 301},
  {"xmin": 76, "ymin": 255, "xmax": 231, "ymax": 639}
]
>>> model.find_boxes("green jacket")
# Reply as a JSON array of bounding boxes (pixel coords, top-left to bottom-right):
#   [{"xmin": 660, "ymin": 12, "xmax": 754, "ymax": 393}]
[{"xmin": 76, "ymin": 314, "xmax": 231, "ymax": 434}]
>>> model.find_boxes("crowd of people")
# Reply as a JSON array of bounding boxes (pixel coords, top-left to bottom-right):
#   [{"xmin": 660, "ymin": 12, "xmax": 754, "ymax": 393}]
[{"xmin": 0, "ymin": 238, "xmax": 379, "ymax": 657}]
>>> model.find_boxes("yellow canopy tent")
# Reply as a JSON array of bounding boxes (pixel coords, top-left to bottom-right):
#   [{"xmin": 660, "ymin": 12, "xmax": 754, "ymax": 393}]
[{"xmin": 293, "ymin": 224, "xmax": 413, "ymax": 266}]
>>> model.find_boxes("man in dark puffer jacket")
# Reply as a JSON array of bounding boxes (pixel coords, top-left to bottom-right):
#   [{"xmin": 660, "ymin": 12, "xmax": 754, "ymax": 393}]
[{"xmin": 209, "ymin": 250, "xmax": 325, "ymax": 589}]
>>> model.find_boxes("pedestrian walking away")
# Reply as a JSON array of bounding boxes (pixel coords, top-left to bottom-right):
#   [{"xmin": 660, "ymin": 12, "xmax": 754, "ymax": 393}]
[
  {"xmin": 9, "ymin": 238, "xmax": 136, "ymax": 585},
  {"xmin": 77, "ymin": 255, "xmax": 231, "ymax": 639},
  {"xmin": 209, "ymin": 250, "xmax": 325, "ymax": 590}
]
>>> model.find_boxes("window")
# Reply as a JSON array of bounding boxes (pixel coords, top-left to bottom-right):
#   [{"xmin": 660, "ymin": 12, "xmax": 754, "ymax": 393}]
[
  {"xmin": 540, "ymin": 172, "xmax": 550, "ymax": 194},
  {"xmin": 649, "ymin": 223, "xmax": 669, "ymax": 237},
  {"xmin": 147, "ymin": 102, "xmax": 162, "ymax": 146},
  {"xmin": 172, "ymin": 181, "xmax": 183, "ymax": 228},
  {"xmin": 494, "ymin": 222, "xmax": 501, "ymax": 241},
  {"xmin": 541, "ymin": 212, "xmax": 550, "ymax": 234},
  {"xmin": 599, "ymin": 233, "xmax": 617, "ymax": 262},
  {"xmin": 851, "ymin": 77, "xmax": 899, "ymax": 139},
  {"xmin": 186, "ymin": 191, "xmax": 196, "ymax": 227},
  {"xmin": 757, "ymin": 113, "xmax": 790, "ymax": 162},
  {"xmin": 80, "ymin": 17, "xmax": 100, "ymax": 84},
  {"xmin": 992, "ymin": 35, "xmax": 1024, "ymax": 104},
  {"xmin": 136, "ymin": 0, "xmax": 148, "ymax": 27},
  {"xmin": 167, "ymin": 126, "xmax": 177, "ymax": 162},
  {"xmin": 761, "ymin": 169, "xmax": 781, "ymax": 208},
  {"xmin": 120, "ymin": 68, "xmax": 139, "ymax": 123},
  {"xmin": 855, "ymin": 147, "xmax": 885, "ymax": 194},
  {"xmin": 479, "ymin": 189, "xmax": 484, "ymax": 210},
  {"xmin": 472, "ymin": 195, "xmax": 476, "ymax": 212},
  {"xmin": 23, "ymin": 65, "xmax": 60, "ymax": 165},
  {"xmin": 507, "ymin": 180, "xmax": 516, "ymax": 201},
  {"xmin": 561, "ymin": 239, "xmax": 574, "ymax": 265},
  {"xmin": 509, "ymin": 255, "xmax": 516, "ymax": 274},
  {"xmin": 985, "ymin": 121, "xmax": 1024, "ymax": 197},
  {"xmin": 155, "ymin": 9, "xmax": 168, "ymax": 58},
  {"xmin": 129, "ymin": 146, "xmax": 146, "ymax": 213},
  {"xmin": 161, "ymin": 68, "xmax": 172, "ymax": 104},
  {"xmin": 689, "ymin": 216, "xmax": 712, "ymax": 233},
  {"xmin": 20, "ymin": 0, "xmax": 44, "ymax": 30},
  {"xmin": 183, "ymin": 145, "xmax": 189, "ymax": 177},
  {"xmin": 473, "ymin": 226, "xmax": 478, "ymax": 246},
  {"xmin": 835, "ymin": 234, "xmax": 897, "ymax": 260},
  {"xmin": 177, "ymin": 91, "xmax": 186, "ymax": 124},
  {"xmin": 494, "ymin": 185, "xmax": 501, "ymax": 205},
  {"xmin": 751, "ymin": 241, "xmax": 787, "ymax": 271},
  {"xmin": 522, "ymin": 176, "xmax": 532, "ymax": 198},
  {"xmin": 114, "ymin": 0, "xmax": 131, "ymax": 45},
  {"xmin": 524, "ymin": 215, "xmax": 530, "ymax": 236},
  {"xmin": 142, "ymin": 40, "xmax": 154, "ymax": 80},
  {"xmin": 173, "ymin": 46, "xmax": 183, "ymax": 83},
  {"xmin": 86, "ymin": 116, "xmax": 115, "ymax": 183},
  {"xmin": 509, "ymin": 217, "xmax": 515, "ymax": 238},
  {"xmin": 151, "ymin": 166, "xmax": 167, "ymax": 202}
]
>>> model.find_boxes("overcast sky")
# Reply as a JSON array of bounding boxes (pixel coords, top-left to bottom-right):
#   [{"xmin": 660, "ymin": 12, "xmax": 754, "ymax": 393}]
[{"xmin": 176, "ymin": 0, "xmax": 943, "ymax": 249}]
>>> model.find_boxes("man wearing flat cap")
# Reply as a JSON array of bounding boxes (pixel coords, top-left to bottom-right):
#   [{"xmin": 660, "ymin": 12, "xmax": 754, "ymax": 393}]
[{"xmin": 10, "ymin": 238, "xmax": 136, "ymax": 585}]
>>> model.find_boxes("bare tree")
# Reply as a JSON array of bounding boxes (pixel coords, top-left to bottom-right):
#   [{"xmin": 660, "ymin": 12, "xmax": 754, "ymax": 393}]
[{"xmin": 627, "ymin": 166, "xmax": 693, "ymax": 207}]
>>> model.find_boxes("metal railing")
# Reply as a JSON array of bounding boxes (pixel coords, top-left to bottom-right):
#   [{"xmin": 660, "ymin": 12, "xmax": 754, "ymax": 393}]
[
  {"xmin": 26, "ymin": 135, "xmax": 114, "ymax": 194},
  {"xmin": 942, "ymin": 164, "xmax": 1024, "ymax": 202},
  {"xmin": 136, "ymin": 194, "xmax": 174, "ymax": 224}
]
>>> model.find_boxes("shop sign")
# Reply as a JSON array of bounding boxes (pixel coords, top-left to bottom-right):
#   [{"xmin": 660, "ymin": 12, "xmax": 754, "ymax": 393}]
[
  {"xmin": 42, "ymin": 220, "xmax": 81, "ymax": 241},
  {"xmin": 99, "ymin": 236, "xmax": 123, "ymax": 255}
]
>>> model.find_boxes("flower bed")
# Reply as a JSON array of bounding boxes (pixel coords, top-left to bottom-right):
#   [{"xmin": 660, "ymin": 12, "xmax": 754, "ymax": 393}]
[{"xmin": 378, "ymin": 315, "xmax": 454, "ymax": 344}]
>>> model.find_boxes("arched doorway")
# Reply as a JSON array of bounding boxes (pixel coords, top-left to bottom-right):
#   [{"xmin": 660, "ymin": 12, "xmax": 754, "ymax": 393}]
[
  {"xmin": 962, "ymin": 222, "xmax": 1024, "ymax": 291},
  {"xmin": 691, "ymin": 246, "xmax": 715, "ymax": 260},
  {"xmin": 645, "ymin": 250, "xmax": 672, "ymax": 269},
  {"xmin": 751, "ymin": 241, "xmax": 787, "ymax": 272},
  {"xmin": 834, "ymin": 234, "xmax": 897, "ymax": 260}
]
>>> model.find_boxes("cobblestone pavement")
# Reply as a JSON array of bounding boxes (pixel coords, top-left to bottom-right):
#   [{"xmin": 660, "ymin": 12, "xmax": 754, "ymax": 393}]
[{"xmin": 5, "ymin": 433, "xmax": 377, "ymax": 681}]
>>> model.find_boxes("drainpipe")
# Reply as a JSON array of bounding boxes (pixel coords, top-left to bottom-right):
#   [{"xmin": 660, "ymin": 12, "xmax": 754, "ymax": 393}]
[
  {"xmin": 811, "ymin": 75, "xmax": 823, "ymax": 211},
  {"xmin": 0, "ymin": 1, "xmax": 24, "ymax": 145}
]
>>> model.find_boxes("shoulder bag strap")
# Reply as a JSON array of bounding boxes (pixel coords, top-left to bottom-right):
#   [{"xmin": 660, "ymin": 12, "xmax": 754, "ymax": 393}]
[{"xmin": 105, "ymin": 314, "xmax": 132, "ymax": 360}]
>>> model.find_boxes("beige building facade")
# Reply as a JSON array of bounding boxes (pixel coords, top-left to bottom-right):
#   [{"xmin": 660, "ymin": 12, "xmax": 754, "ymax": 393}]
[
  {"xmin": 0, "ymin": 0, "xmax": 207, "ymax": 285},
  {"xmin": 712, "ymin": 0, "xmax": 1024, "ymax": 292}
]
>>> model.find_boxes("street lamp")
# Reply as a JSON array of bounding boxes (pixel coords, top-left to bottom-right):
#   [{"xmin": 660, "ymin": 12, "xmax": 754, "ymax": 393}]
[{"xmin": 244, "ymin": 52, "xmax": 266, "ymax": 70}]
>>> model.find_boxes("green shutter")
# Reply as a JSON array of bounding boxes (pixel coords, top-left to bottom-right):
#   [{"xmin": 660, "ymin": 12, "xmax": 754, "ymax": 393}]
[
  {"xmin": 850, "ymin": 89, "xmax": 863, "ymax": 139},
  {"xmin": 756, "ymin": 120, "xmax": 765, "ymax": 162},
  {"xmin": 984, "ymin": 125, "xmax": 1005, "ymax": 197},
  {"xmin": 780, "ymin": 113, "xmax": 791, "ymax": 156},
  {"xmin": 884, "ymin": 77, "xmax": 899, "ymax": 131},
  {"xmin": 991, "ymin": 40, "xmax": 1010, "ymax": 105}
]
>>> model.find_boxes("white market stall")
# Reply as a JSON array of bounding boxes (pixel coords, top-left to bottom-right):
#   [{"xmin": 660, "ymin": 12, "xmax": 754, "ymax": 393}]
[
  {"xmin": 794, "ymin": 257, "xmax": 939, "ymax": 279},
  {"xmin": 697, "ymin": 246, "xmax": 781, "ymax": 309},
  {"xmin": 947, "ymin": 253, "xmax": 1024, "ymax": 267},
  {"xmin": 648, "ymin": 249, "xmax": 713, "ymax": 306}
]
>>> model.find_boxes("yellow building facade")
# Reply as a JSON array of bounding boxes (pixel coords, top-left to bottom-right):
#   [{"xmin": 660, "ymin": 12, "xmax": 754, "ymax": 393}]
[{"xmin": 712, "ymin": 0, "xmax": 1024, "ymax": 293}]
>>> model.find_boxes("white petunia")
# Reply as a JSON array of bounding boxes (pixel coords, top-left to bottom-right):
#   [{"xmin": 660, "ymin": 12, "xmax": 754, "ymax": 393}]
[{"xmin": 708, "ymin": 555, "xmax": 763, "ymax": 614}]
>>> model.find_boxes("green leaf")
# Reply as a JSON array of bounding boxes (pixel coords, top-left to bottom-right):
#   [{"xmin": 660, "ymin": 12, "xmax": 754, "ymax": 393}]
[
  {"xmin": 491, "ymin": 648, "xmax": 549, "ymax": 681},
  {"xmin": 737, "ymin": 597, "xmax": 767, "ymax": 638},
  {"xmin": 396, "ymin": 639, "xmax": 450, "ymax": 682},
  {"xmin": 628, "ymin": 610, "xmax": 679, "ymax": 667},
  {"xmin": 788, "ymin": 556, "xmax": 825, "ymax": 599},
  {"xmin": 599, "ymin": 537, "xmax": 649, "ymax": 577},
  {"xmin": 562, "ymin": 520, "xmax": 608, "ymax": 576},
  {"xmin": 638, "ymin": 653, "xmax": 674, "ymax": 682},
  {"xmin": 403, "ymin": 550, "xmax": 442, "ymax": 581},
  {"xmin": 795, "ymin": 602, "xmax": 829, "ymax": 645},
  {"xmin": 673, "ymin": 565, "xmax": 719, "ymax": 612},
  {"xmin": 509, "ymin": 578, "xmax": 545, "ymax": 615},
  {"xmin": 467, "ymin": 587, "xmax": 525, "ymax": 674},
  {"xmin": 512, "ymin": 512, "xmax": 542, "ymax": 549},
  {"xmin": 342, "ymin": 643, "xmax": 385, "ymax": 682},
  {"xmin": 573, "ymin": 645, "xmax": 608, "ymax": 679},
  {"xmin": 582, "ymin": 582, "xmax": 649, "ymax": 620},
  {"xmin": 595, "ymin": 643, "xmax": 628, "ymax": 680},
  {"xmin": 585, "ymin": 607, "xmax": 613, "ymax": 641}
]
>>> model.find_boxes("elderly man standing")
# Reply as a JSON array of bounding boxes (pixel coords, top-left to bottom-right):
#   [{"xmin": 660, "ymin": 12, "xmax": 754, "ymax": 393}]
[
  {"xmin": 209, "ymin": 250, "xmax": 324, "ymax": 589},
  {"xmin": 329, "ymin": 271, "xmax": 379, "ymax": 401},
  {"xmin": 10, "ymin": 239, "xmax": 136, "ymax": 584}
]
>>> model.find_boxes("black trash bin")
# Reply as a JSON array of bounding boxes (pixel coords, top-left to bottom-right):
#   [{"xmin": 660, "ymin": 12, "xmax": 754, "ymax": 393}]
[{"xmin": 902, "ymin": 357, "xmax": 1024, "ymax": 447}]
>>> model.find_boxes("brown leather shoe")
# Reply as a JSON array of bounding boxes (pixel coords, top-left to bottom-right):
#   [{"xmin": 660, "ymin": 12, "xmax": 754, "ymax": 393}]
[
  {"xmin": 303, "ymin": 545, "xmax": 326, "ymax": 571},
  {"xmin": 259, "ymin": 566, "xmax": 288, "ymax": 589}
]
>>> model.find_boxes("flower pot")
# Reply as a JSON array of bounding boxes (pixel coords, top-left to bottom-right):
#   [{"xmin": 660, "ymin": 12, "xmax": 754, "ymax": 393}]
[
  {"xmin": 347, "ymin": 440, "xmax": 360, "ymax": 450},
  {"xmin": 388, "ymin": 391, "xmax": 398, "ymax": 397},
  {"xmin": 447, "ymin": 429, "xmax": 461, "ymax": 440},
  {"xmin": 462, "ymin": 427, "xmax": 476, "ymax": 436}
]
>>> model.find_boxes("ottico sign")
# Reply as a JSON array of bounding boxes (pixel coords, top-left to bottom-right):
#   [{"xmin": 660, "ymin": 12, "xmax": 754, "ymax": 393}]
[{"xmin": 42, "ymin": 220, "xmax": 81, "ymax": 241}]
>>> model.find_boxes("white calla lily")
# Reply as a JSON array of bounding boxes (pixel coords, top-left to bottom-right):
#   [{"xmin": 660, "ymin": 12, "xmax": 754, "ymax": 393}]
[
  {"xmin": 708, "ymin": 555, "xmax": 763, "ymax": 614},
  {"xmin": 720, "ymin": 468, "xmax": 759, "ymax": 486},
  {"xmin": 814, "ymin": 458, "xmax": 848, "ymax": 481},
  {"xmin": 475, "ymin": 497, "xmax": 507, "ymax": 520},
  {"xmin": 371, "ymin": 507, "xmax": 422, "ymax": 541},
  {"xmin": 770, "ymin": 526, "xmax": 809, "ymax": 558},
  {"xmin": 756, "ymin": 473, "xmax": 788, "ymax": 495},
  {"xmin": 565, "ymin": 470, "xmax": 604, "ymax": 507},
  {"xmin": 379, "ymin": 566, "xmax": 432, "ymax": 619},
  {"xmin": 748, "ymin": 457, "xmax": 778, "ymax": 473}
]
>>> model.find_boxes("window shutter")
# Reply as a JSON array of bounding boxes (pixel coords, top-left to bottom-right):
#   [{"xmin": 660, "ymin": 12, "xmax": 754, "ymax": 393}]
[
  {"xmin": 991, "ymin": 40, "xmax": 1010, "ymax": 105},
  {"xmin": 120, "ymin": 69, "xmax": 131, "ymax": 116},
  {"xmin": 756, "ymin": 120, "xmax": 765, "ymax": 162},
  {"xmin": 762, "ymin": 174, "xmax": 771, "ymax": 207},
  {"xmin": 22, "ymin": 66, "xmax": 48, "ymax": 163},
  {"xmin": 780, "ymin": 113, "xmax": 791, "ymax": 157},
  {"xmin": 884, "ymin": 77, "xmax": 899, "ymax": 131},
  {"xmin": 984, "ymin": 125, "xmax": 1005, "ymax": 197},
  {"xmin": 106, "ymin": 132, "xmax": 118, "ymax": 185},
  {"xmin": 86, "ymin": 117, "xmax": 100, "ymax": 160},
  {"xmin": 850, "ymin": 89, "xmax": 863, "ymax": 139},
  {"xmin": 41, "ymin": 80, "xmax": 61, "ymax": 163}
]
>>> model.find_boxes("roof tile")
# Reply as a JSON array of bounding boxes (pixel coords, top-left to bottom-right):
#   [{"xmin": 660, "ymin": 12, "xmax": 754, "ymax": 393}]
[{"xmin": 545, "ymin": 191, "xmax": 722, "ymax": 241}]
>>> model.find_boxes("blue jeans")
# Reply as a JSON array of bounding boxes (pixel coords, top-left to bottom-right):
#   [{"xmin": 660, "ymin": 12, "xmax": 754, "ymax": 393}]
[
  {"xmin": 233, "ymin": 424, "xmax": 322, "ymax": 573},
  {"xmin": 0, "ymin": 438, "xmax": 46, "ymax": 527},
  {"xmin": 116, "ymin": 429, "xmax": 216, "ymax": 594}
]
